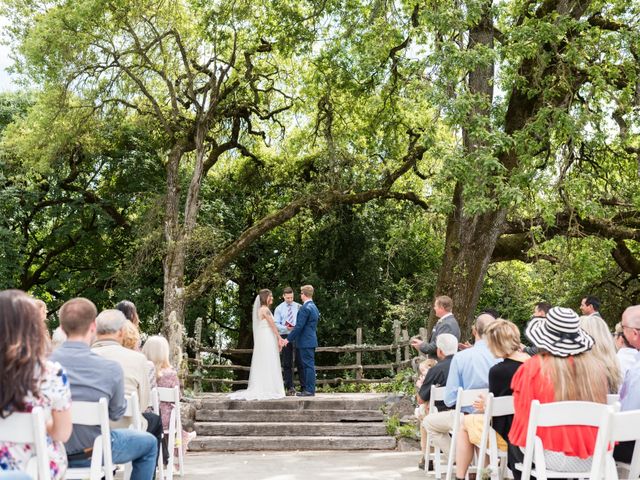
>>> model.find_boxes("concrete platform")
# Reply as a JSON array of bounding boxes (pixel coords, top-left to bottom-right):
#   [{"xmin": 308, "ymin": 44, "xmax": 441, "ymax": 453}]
[{"xmin": 182, "ymin": 450, "xmax": 431, "ymax": 479}]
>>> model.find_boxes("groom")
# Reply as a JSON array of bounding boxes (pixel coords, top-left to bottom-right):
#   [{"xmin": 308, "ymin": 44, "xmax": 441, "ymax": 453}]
[{"xmin": 284, "ymin": 284, "xmax": 320, "ymax": 397}]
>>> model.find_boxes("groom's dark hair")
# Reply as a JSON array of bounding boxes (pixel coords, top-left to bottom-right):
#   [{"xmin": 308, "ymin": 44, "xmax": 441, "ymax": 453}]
[{"xmin": 283, "ymin": 287, "xmax": 293, "ymax": 294}]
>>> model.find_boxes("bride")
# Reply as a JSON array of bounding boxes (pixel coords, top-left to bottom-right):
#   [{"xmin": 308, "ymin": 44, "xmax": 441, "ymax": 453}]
[{"xmin": 229, "ymin": 289, "xmax": 286, "ymax": 400}]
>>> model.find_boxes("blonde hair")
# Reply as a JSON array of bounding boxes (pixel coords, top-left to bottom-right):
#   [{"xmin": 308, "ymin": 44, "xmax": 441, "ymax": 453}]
[
  {"xmin": 419, "ymin": 358, "xmax": 436, "ymax": 373},
  {"xmin": 142, "ymin": 335, "xmax": 172, "ymax": 377},
  {"xmin": 121, "ymin": 320, "xmax": 141, "ymax": 350},
  {"xmin": 579, "ymin": 315, "xmax": 622, "ymax": 393},
  {"xmin": 301, "ymin": 285, "xmax": 314, "ymax": 298},
  {"xmin": 484, "ymin": 319, "xmax": 521, "ymax": 358},
  {"xmin": 540, "ymin": 352, "xmax": 607, "ymax": 403}
]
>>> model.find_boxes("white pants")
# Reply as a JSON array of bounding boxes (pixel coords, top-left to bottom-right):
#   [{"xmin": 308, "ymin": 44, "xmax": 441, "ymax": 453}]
[{"xmin": 423, "ymin": 410, "xmax": 457, "ymax": 457}]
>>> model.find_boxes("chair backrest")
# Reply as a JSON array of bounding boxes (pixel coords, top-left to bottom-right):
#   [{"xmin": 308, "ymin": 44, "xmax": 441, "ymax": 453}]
[
  {"xmin": 487, "ymin": 394, "xmax": 514, "ymax": 417},
  {"xmin": 123, "ymin": 391, "xmax": 142, "ymax": 431},
  {"xmin": 590, "ymin": 405, "xmax": 640, "ymax": 480},
  {"xmin": 532, "ymin": 400, "xmax": 609, "ymax": 428},
  {"xmin": 428, "ymin": 385, "xmax": 447, "ymax": 412},
  {"xmin": 157, "ymin": 386, "xmax": 181, "ymax": 429},
  {"xmin": 607, "ymin": 393, "xmax": 620, "ymax": 405},
  {"xmin": 0, "ymin": 407, "xmax": 50, "ymax": 480},
  {"xmin": 70, "ymin": 397, "xmax": 114, "ymax": 480},
  {"xmin": 456, "ymin": 387, "xmax": 488, "ymax": 411},
  {"xmin": 157, "ymin": 386, "xmax": 180, "ymax": 404},
  {"xmin": 521, "ymin": 400, "xmax": 612, "ymax": 480},
  {"xmin": 477, "ymin": 394, "xmax": 514, "ymax": 478}
]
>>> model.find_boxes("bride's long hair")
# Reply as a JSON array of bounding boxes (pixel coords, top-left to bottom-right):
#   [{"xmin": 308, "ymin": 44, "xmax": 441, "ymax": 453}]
[{"xmin": 258, "ymin": 289, "xmax": 272, "ymax": 306}]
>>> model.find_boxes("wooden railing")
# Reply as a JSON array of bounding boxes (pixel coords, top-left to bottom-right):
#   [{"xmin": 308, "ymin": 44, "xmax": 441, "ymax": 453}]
[{"xmin": 184, "ymin": 319, "xmax": 414, "ymax": 392}]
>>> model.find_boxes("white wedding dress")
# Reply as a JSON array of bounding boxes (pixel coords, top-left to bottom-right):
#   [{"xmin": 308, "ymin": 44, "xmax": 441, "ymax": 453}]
[{"xmin": 229, "ymin": 295, "xmax": 285, "ymax": 400}]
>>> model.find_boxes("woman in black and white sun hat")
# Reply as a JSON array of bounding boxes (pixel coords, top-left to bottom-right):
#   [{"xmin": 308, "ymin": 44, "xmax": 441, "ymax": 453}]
[
  {"xmin": 525, "ymin": 306, "xmax": 594, "ymax": 357},
  {"xmin": 509, "ymin": 306, "xmax": 607, "ymax": 477}
]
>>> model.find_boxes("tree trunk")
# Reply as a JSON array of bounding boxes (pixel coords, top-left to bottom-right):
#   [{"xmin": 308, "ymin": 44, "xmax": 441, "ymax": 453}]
[
  {"xmin": 163, "ymin": 125, "xmax": 210, "ymax": 366},
  {"xmin": 435, "ymin": 193, "xmax": 507, "ymax": 337},
  {"xmin": 432, "ymin": 1, "xmax": 498, "ymax": 337},
  {"xmin": 163, "ymin": 144, "xmax": 188, "ymax": 366}
]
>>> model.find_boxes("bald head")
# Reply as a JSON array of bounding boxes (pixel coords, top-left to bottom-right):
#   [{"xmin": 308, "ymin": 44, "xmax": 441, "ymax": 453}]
[
  {"xmin": 475, "ymin": 313, "xmax": 496, "ymax": 337},
  {"xmin": 621, "ymin": 305, "xmax": 640, "ymax": 349},
  {"xmin": 623, "ymin": 306, "xmax": 640, "ymax": 328}
]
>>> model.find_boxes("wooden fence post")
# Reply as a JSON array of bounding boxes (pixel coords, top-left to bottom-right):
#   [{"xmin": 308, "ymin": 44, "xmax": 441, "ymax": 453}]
[
  {"xmin": 393, "ymin": 320, "xmax": 401, "ymax": 374},
  {"xmin": 355, "ymin": 327, "xmax": 363, "ymax": 381},
  {"xmin": 193, "ymin": 317, "xmax": 203, "ymax": 394},
  {"xmin": 402, "ymin": 329, "xmax": 410, "ymax": 367},
  {"xmin": 419, "ymin": 327, "xmax": 428, "ymax": 341}
]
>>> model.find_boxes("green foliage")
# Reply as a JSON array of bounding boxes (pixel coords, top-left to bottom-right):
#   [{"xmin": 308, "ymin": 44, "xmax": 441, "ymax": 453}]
[
  {"xmin": 384, "ymin": 414, "xmax": 419, "ymax": 440},
  {"xmin": 0, "ymin": 0, "xmax": 638, "ymax": 380}
]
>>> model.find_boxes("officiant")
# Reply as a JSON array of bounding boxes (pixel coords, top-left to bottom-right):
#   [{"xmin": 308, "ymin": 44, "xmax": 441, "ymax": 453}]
[{"xmin": 274, "ymin": 286, "xmax": 305, "ymax": 396}]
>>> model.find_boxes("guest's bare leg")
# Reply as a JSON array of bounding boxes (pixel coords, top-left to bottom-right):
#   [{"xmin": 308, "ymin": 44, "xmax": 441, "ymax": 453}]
[{"xmin": 455, "ymin": 424, "xmax": 475, "ymax": 479}]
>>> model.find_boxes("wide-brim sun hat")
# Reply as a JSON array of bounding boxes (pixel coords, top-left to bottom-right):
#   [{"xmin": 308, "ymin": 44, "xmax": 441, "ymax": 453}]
[{"xmin": 525, "ymin": 306, "xmax": 594, "ymax": 357}]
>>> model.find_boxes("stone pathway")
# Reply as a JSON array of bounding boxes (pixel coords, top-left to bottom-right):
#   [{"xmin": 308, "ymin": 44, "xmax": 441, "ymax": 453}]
[{"xmin": 182, "ymin": 450, "xmax": 431, "ymax": 479}]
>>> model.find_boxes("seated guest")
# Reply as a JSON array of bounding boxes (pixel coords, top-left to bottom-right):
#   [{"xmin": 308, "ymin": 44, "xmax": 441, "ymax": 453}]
[
  {"xmin": 580, "ymin": 314, "xmax": 622, "ymax": 393},
  {"xmin": 614, "ymin": 321, "xmax": 637, "ymax": 379},
  {"xmin": 509, "ymin": 307, "xmax": 607, "ymax": 478},
  {"xmin": 116, "ymin": 299, "xmax": 140, "ymax": 327},
  {"xmin": 51, "ymin": 326, "xmax": 68, "ymax": 350},
  {"xmin": 454, "ymin": 319, "xmax": 529, "ymax": 480},
  {"xmin": 416, "ymin": 333, "xmax": 458, "ymax": 470},
  {"xmin": 614, "ymin": 306, "xmax": 640, "ymax": 464},
  {"xmin": 424, "ymin": 314, "xmax": 499, "ymax": 463},
  {"xmin": 522, "ymin": 301, "xmax": 552, "ymax": 356},
  {"xmin": 0, "ymin": 290, "xmax": 72, "ymax": 479},
  {"xmin": 143, "ymin": 336, "xmax": 196, "ymax": 456},
  {"xmin": 50, "ymin": 298, "xmax": 157, "ymax": 480},
  {"xmin": 122, "ymin": 319, "xmax": 157, "ymax": 391},
  {"xmin": 91, "ymin": 310, "xmax": 163, "ymax": 458}
]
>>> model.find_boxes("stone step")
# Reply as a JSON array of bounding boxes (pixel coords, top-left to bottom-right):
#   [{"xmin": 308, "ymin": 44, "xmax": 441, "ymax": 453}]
[
  {"xmin": 195, "ymin": 421, "xmax": 388, "ymax": 437},
  {"xmin": 195, "ymin": 409, "xmax": 385, "ymax": 423},
  {"xmin": 199, "ymin": 397, "xmax": 390, "ymax": 411},
  {"xmin": 189, "ymin": 435, "xmax": 397, "ymax": 451}
]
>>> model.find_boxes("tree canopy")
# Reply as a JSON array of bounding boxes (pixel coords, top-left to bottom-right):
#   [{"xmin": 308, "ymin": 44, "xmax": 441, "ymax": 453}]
[{"xmin": 1, "ymin": 0, "xmax": 638, "ymax": 366}]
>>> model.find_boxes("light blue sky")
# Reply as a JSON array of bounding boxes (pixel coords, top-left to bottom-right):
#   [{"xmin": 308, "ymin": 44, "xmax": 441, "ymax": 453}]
[
  {"xmin": 0, "ymin": 45, "xmax": 16, "ymax": 91},
  {"xmin": 0, "ymin": 16, "xmax": 18, "ymax": 92}
]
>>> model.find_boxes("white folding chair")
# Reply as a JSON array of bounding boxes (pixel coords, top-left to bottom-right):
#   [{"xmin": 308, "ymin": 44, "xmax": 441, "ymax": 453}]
[
  {"xmin": 424, "ymin": 385, "xmax": 447, "ymax": 479},
  {"xmin": 607, "ymin": 394, "xmax": 620, "ymax": 406},
  {"xmin": 477, "ymin": 394, "xmax": 514, "ymax": 480},
  {"xmin": 516, "ymin": 400, "xmax": 611, "ymax": 480},
  {"xmin": 0, "ymin": 406, "xmax": 50, "ymax": 480},
  {"xmin": 153, "ymin": 386, "xmax": 183, "ymax": 480},
  {"xmin": 590, "ymin": 405, "xmax": 640, "ymax": 480},
  {"xmin": 445, "ymin": 387, "xmax": 488, "ymax": 480},
  {"xmin": 121, "ymin": 392, "xmax": 142, "ymax": 480},
  {"xmin": 124, "ymin": 392, "xmax": 143, "ymax": 431},
  {"xmin": 66, "ymin": 397, "xmax": 114, "ymax": 480},
  {"xmin": 151, "ymin": 389, "xmax": 166, "ymax": 480}
]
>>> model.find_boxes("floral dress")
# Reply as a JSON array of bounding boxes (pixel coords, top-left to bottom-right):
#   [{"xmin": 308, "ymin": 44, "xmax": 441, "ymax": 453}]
[
  {"xmin": 157, "ymin": 367, "xmax": 180, "ymax": 429},
  {"xmin": 0, "ymin": 360, "xmax": 72, "ymax": 479}
]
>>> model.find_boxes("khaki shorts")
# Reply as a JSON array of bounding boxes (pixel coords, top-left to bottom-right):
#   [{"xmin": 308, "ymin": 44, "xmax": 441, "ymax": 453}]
[{"xmin": 463, "ymin": 414, "xmax": 507, "ymax": 451}]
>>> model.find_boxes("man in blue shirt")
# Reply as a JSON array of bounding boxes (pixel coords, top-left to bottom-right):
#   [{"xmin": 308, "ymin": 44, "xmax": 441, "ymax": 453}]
[
  {"xmin": 614, "ymin": 305, "xmax": 640, "ymax": 463},
  {"xmin": 273, "ymin": 287, "xmax": 303, "ymax": 395},
  {"xmin": 50, "ymin": 298, "xmax": 157, "ymax": 480},
  {"xmin": 423, "ymin": 314, "xmax": 500, "ymax": 460}
]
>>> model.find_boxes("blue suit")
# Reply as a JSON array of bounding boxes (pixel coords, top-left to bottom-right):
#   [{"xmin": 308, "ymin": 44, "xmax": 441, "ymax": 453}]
[{"xmin": 287, "ymin": 300, "xmax": 319, "ymax": 393}]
